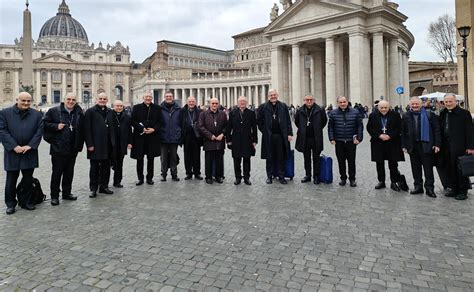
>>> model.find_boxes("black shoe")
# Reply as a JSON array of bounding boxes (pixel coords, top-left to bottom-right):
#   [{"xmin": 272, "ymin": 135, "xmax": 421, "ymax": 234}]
[
  {"xmin": 445, "ymin": 189, "xmax": 457, "ymax": 197},
  {"xmin": 349, "ymin": 180, "xmax": 357, "ymax": 187},
  {"xmin": 301, "ymin": 176, "xmax": 311, "ymax": 183},
  {"xmin": 89, "ymin": 191, "xmax": 97, "ymax": 198},
  {"xmin": 147, "ymin": 179, "xmax": 155, "ymax": 185},
  {"xmin": 184, "ymin": 175, "xmax": 192, "ymax": 180},
  {"xmin": 136, "ymin": 180, "xmax": 144, "ymax": 186},
  {"xmin": 244, "ymin": 178, "xmax": 252, "ymax": 185},
  {"xmin": 172, "ymin": 176, "xmax": 180, "ymax": 182},
  {"xmin": 410, "ymin": 188, "xmax": 424, "ymax": 195},
  {"xmin": 99, "ymin": 188, "xmax": 114, "ymax": 195},
  {"xmin": 62, "ymin": 194, "xmax": 77, "ymax": 201},
  {"xmin": 113, "ymin": 183, "xmax": 123, "ymax": 188},
  {"xmin": 455, "ymin": 192, "xmax": 468, "ymax": 200},
  {"xmin": 426, "ymin": 190, "xmax": 437, "ymax": 198},
  {"xmin": 339, "ymin": 180, "xmax": 346, "ymax": 186},
  {"xmin": 21, "ymin": 204, "xmax": 36, "ymax": 211},
  {"xmin": 195, "ymin": 175, "xmax": 203, "ymax": 180},
  {"xmin": 313, "ymin": 177, "xmax": 320, "ymax": 185},
  {"xmin": 390, "ymin": 183, "xmax": 401, "ymax": 192},
  {"xmin": 205, "ymin": 178, "xmax": 213, "ymax": 184},
  {"xmin": 160, "ymin": 176, "xmax": 166, "ymax": 182},
  {"xmin": 215, "ymin": 177, "xmax": 224, "ymax": 184},
  {"xmin": 266, "ymin": 177, "xmax": 273, "ymax": 184},
  {"xmin": 234, "ymin": 178, "xmax": 242, "ymax": 185},
  {"xmin": 6, "ymin": 207, "xmax": 15, "ymax": 215},
  {"xmin": 375, "ymin": 182, "xmax": 386, "ymax": 189},
  {"xmin": 279, "ymin": 178, "xmax": 288, "ymax": 185},
  {"xmin": 51, "ymin": 198, "xmax": 60, "ymax": 206}
]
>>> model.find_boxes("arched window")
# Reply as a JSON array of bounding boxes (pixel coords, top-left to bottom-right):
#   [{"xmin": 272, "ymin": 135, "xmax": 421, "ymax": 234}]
[
  {"xmin": 41, "ymin": 71, "xmax": 47, "ymax": 82},
  {"xmin": 5, "ymin": 71, "xmax": 11, "ymax": 82}
]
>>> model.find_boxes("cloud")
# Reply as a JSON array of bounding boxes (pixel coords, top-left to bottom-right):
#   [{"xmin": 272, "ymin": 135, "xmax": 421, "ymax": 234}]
[{"xmin": 0, "ymin": 0, "xmax": 456, "ymax": 63}]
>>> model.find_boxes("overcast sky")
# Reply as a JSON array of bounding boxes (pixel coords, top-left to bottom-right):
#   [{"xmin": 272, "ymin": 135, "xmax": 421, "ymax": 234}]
[{"xmin": 0, "ymin": 0, "xmax": 455, "ymax": 63}]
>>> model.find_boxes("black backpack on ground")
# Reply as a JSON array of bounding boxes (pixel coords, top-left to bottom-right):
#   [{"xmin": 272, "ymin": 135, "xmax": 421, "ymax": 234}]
[{"xmin": 16, "ymin": 177, "xmax": 46, "ymax": 205}]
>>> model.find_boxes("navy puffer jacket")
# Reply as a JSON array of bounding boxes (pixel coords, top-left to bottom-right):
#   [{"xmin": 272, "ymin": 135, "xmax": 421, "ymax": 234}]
[
  {"xmin": 159, "ymin": 101, "xmax": 183, "ymax": 144},
  {"xmin": 328, "ymin": 107, "xmax": 364, "ymax": 142}
]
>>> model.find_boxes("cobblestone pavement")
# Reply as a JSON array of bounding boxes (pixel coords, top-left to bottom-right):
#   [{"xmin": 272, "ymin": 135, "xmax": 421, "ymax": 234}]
[{"xmin": 0, "ymin": 127, "xmax": 473, "ymax": 292}]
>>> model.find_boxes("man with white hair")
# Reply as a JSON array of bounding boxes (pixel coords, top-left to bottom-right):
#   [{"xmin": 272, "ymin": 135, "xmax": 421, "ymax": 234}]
[
  {"xmin": 401, "ymin": 96, "xmax": 441, "ymax": 198},
  {"xmin": 181, "ymin": 96, "xmax": 203, "ymax": 180},
  {"xmin": 438, "ymin": 93, "xmax": 474, "ymax": 200},
  {"xmin": 84, "ymin": 93, "xmax": 114, "ymax": 198},
  {"xmin": 43, "ymin": 92, "xmax": 84, "ymax": 205}
]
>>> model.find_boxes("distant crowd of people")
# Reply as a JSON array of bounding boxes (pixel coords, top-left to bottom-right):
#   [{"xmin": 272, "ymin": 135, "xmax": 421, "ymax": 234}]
[{"xmin": 0, "ymin": 89, "xmax": 472, "ymax": 216}]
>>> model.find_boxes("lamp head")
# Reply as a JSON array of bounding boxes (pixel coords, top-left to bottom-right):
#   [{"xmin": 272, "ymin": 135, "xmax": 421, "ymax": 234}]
[{"xmin": 458, "ymin": 26, "xmax": 471, "ymax": 38}]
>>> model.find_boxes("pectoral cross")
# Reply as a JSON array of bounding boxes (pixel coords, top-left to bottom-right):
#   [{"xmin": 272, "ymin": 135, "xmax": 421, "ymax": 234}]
[
  {"xmin": 382, "ymin": 127, "xmax": 387, "ymax": 134},
  {"xmin": 214, "ymin": 121, "xmax": 217, "ymax": 127},
  {"xmin": 307, "ymin": 120, "xmax": 311, "ymax": 127},
  {"xmin": 69, "ymin": 124, "xmax": 74, "ymax": 131},
  {"xmin": 272, "ymin": 114, "xmax": 276, "ymax": 120}
]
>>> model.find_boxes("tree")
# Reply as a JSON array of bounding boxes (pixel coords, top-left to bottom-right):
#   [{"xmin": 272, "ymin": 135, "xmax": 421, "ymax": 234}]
[{"xmin": 428, "ymin": 14, "xmax": 457, "ymax": 63}]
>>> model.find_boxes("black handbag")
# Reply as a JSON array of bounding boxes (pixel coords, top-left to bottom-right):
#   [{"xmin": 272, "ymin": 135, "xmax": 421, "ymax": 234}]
[{"xmin": 458, "ymin": 155, "xmax": 474, "ymax": 177}]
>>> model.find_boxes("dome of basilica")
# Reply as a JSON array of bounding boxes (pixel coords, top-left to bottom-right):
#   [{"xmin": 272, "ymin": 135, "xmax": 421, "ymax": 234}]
[{"xmin": 38, "ymin": 0, "xmax": 88, "ymax": 45}]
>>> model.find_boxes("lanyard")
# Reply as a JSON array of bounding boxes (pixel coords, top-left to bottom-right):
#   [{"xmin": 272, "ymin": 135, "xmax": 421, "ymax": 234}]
[
  {"xmin": 187, "ymin": 109, "xmax": 195, "ymax": 126},
  {"xmin": 381, "ymin": 117, "xmax": 387, "ymax": 133},
  {"xmin": 239, "ymin": 109, "xmax": 244, "ymax": 125}
]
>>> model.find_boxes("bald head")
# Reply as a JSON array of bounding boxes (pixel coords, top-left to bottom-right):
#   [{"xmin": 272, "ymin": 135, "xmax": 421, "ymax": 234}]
[
  {"xmin": 17, "ymin": 92, "xmax": 32, "ymax": 110},
  {"xmin": 378, "ymin": 100, "xmax": 390, "ymax": 115},
  {"xmin": 209, "ymin": 98, "xmax": 219, "ymax": 112},
  {"xmin": 187, "ymin": 96, "xmax": 196, "ymax": 109}
]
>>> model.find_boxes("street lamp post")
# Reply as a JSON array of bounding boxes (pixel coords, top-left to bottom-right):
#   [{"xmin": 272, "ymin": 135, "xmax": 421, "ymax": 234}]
[{"xmin": 458, "ymin": 26, "xmax": 471, "ymax": 111}]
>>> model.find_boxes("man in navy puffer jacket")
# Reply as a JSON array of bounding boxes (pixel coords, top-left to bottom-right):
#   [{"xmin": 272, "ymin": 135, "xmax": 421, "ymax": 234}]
[{"xmin": 328, "ymin": 96, "xmax": 364, "ymax": 187}]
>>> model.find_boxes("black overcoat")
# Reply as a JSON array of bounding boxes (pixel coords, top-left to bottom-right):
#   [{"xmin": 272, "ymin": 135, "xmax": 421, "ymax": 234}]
[
  {"xmin": 401, "ymin": 110, "xmax": 441, "ymax": 154},
  {"xmin": 439, "ymin": 106, "xmax": 474, "ymax": 163},
  {"xmin": 84, "ymin": 105, "xmax": 115, "ymax": 160},
  {"xmin": 108, "ymin": 111, "xmax": 132, "ymax": 156},
  {"xmin": 257, "ymin": 101, "xmax": 293, "ymax": 160},
  {"xmin": 367, "ymin": 110, "xmax": 405, "ymax": 162},
  {"xmin": 226, "ymin": 108, "xmax": 258, "ymax": 158},
  {"xmin": 294, "ymin": 104, "xmax": 327, "ymax": 153},
  {"xmin": 130, "ymin": 103, "xmax": 162, "ymax": 159},
  {"xmin": 0, "ymin": 106, "xmax": 44, "ymax": 171}
]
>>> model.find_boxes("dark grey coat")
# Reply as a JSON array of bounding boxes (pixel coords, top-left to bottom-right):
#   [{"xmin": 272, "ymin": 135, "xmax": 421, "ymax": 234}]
[
  {"xmin": 84, "ymin": 105, "xmax": 115, "ymax": 160},
  {"xmin": 226, "ymin": 108, "xmax": 258, "ymax": 158},
  {"xmin": 0, "ymin": 106, "xmax": 44, "ymax": 171}
]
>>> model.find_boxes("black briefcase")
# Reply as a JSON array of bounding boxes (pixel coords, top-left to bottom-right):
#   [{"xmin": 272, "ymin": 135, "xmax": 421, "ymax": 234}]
[{"xmin": 458, "ymin": 155, "xmax": 474, "ymax": 177}]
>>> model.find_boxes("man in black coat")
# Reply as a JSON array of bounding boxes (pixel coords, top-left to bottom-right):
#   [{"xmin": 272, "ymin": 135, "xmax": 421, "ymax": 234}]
[
  {"xmin": 367, "ymin": 100, "xmax": 404, "ymax": 191},
  {"xmin": 108, "ymin": 100, "xmax": 132, "ymax": 188},
  {"xmin": 84, "ymin": 93, "xmax": 115, "ymax": 198},
  {"xmin": 328, "ymin": 96, "xmax": 363, "ymax": 187},
  {"xmin": 130, "ymin": 92, "xmax": 162, "ymax": 185},
  {"xmin": 0, "ymin": 92, "xmax": 43, "ymax": 214},
  {"xmin": 198, "ymin": 98, "xmax": 228, "ymax": 184},
  {"xmin": 257, "ymin": 89, "xmax": 293, "ymax": 185},
  {"xmin": 181, "ymin": 96, "xmax": 203, "ymax": 180},
  {"xmin": 439, "ymin": 93, "xmax": 474, "ymax": 200},
  {"xmin": 43, "ymin": 93, "xmax": 84, "ymax": 205},
  {"xmin": 226, "ymin": 96, "xmax": 258, "ymax": 185},
  {"xmin": 295, "ymin": 94, "xmax": 327, "ymax": 184},
  {"xmin": 401, "ymin": 97, "xmax": 441, "ymax": 198}
]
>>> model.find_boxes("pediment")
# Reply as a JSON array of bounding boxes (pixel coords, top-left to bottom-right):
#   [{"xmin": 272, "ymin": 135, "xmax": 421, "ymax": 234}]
[
  {"xmin": 35, "ymin": 53, "xmax": 77, "ymax": 64},
  {"xmin": 266, "ymin": 0, "xmax": 360, "ymax": 32}
]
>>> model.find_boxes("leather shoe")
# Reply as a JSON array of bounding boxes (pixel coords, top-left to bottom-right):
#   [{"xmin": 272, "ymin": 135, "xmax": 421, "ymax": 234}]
[
  {"xmin": 215, "ymin": 177, "xmax": 224, "ymax": 184},
  {"xmin": 234, "ymin": 178, "xmax": 242, "ymax": 185},
  {"xmin": 172, "ymin": 176, "xmax": 180, "ymax": 182},
  {"xmin": 113, "ymin": 183, "xmax": 123, "ymax": 188},
  {"xmin": 195, "ymin": 175, "xmax": 203, "ymax": 180},
  {"xmin": 51, "ymin": 198, "xmax": 60, "ymax": 206},
  {"xmin": 349, "ymin": 180, "xmax": 357, "ymax": 187},
  {"xmin": 21, "ymin": 204, "xmax": 36, "ymax": 211},
  {"xmin": 135, "ymin": 180, "xmax": 144, "ymax": 186},
  {"xmin": 184, "ymin": 175, "xmax": 192, "ymax": 180},
  {"xmin": 89, "ymin": 191, "xmax": 97, "ymax": 198},
  {"xmin": 6, "ymin": 207, "xmax": 15, "ymax": 215},
  {"xmin": 313, "ymin": 177, "xmax": 320, "ymax": 185},
  {"xmin": 279, "ymin": 178, "xmax": 288, "ymax": 185},
  {"xmin": 301, "ymin": 176, "xmax": 311, "ymax": 183},
  {"xmin": 455, "ymin": 192, "xmax": 468, "ymax": 200},
  {"xmin": 205, "ymin": 178, "xmax": 213, "ymax": 184},
  {"xmin": 147, "ymin": 179, "xmax": 155, "ymax": 185},
  {"xmin": 445, "ymin": 189, "xmax": 457, "ymax": 197},
  {"xmin": 99, "ymin": 188, "xmax": 114, "ymax": 195},
  {"xmin": 266, "ymin": 177, "xmax": 273, "ymax": 184},
  {"xmin": 426, "ymin": 190, "xmax": 437, "ymax": 198},
  {"xmin": 62, "ymin": 194, "xmax": 77, "ymax": 200},
  {"xmin": 244, "ymin": 178, "xmax": 252, "ymax": 185},
  {"xmin": 390, "ymin": 183, "xmax": 401, "ymax": 192},
  {"xmin": 339, "ymin": 180, "xmax": 346, "ymax": 186},
  {"xmin": 375, "ymin": 182, "xmax": 386, "ymax": 190},
  {"xmin": 160, "ymin": 176, "xmax": 167, "ymax": 182},
  {"xmin": 410, "ymin": 188, "xmax": 424, "ymax": 195}
]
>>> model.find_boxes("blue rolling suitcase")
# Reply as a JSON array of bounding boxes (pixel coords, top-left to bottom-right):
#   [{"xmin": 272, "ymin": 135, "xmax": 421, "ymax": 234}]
[
  {"xmin": 273, "ymin": 149, "xmax": 295, "ymax": 180},
  {"xmin": 319, "ymin": 155, "xmax": 333, "ymax": 184}
]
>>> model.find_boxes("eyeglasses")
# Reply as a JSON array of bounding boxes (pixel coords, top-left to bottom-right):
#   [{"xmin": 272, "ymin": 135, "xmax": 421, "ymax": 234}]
[{"xmin": 66, "ymin": 98, "xmax": 76, "ymax": 101}]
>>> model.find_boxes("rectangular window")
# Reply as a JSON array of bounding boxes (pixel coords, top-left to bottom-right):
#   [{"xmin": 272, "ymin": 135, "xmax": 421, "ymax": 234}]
[
  {"xmin": 5, "ymin": 52, "xmax": 11, "ymax": 58},
  {"xmin": 116, "ymin": 55, "xmax": 122, "ymax": 62},
  {"xmin": 67, "ymin": 54, "xmax": 71, "ymax": 59},
  {"xmin": 99, "ymin": 56, "xmax": 104, "ymax": 61},
  {"xmin": 83, "ymin": 55, "xmax": 90, "ymax": 60},
  {"xmin": 41, "ymin": 53, "xmax": 46, "ymax": 58}
]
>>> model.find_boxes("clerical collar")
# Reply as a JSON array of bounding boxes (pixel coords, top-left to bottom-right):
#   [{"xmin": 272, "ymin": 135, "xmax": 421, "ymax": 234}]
[{"xmin": 188, "ymin": 107, "xmax": 195, "ymax": 112}]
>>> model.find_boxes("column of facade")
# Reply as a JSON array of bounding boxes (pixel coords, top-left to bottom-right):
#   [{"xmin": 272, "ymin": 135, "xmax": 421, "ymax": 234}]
[
  {"xmin": 46, "ymin": 71, "xmax": 52, "ymax": 104},
  {"xmin": 311, "ymin": 50, "xmax": 324, "ymax": 105},
  {"xmin": 35, "ymin": 71, "xmax": 41, "ymax": 102},
  {"xmin": 77, "ymin": 71, "xmax": 82, "ymax": 103},
  {"xmin": 91, "ymin": 73, "xmax": 96, "ymax": 101},
  {"xmin": 72, "ymin": 72, "xmax": 77, "ymax": 98},
  {"xmin": 372, "ymin": 32, "xmax": 386, "ymax": 101},
  {"xmin": 325, "ymin": 37, "xmax": 337, "ymax": 106},
  {"xmin": 270, "ymin": 46, "xmax": 284, "ymax": 97},
  {"xmin": 13, "ymin": 70, "xmax": 20, "ymax": 98},
  {"xmin": 226, "ymin": 87, "xmax": 231, "ymax": 107},
  {"xmin": 334, "ymin": 39, "xmax": 345, "ymax": 97},
  {"xmin": 62, "ymin": 71, "xmax": 67, "ymax": 98},
  {"xmin": 219, "ymin": 87, "xmax": 224, "ymax": 105},
  {"xmin": 388, "ymin": 38, "xmax": 400, "ymax": 104},
  {"xmin": 349, "ymin": 32, "xmax": 371, "ymax": 105},
  {"xmin": 291, "ymin": 44, "xmax": 301, "ymax": 106},
  {"xmin": 403, "ymin": 52, "xmax": 410, "ymax": 102},
  {"xmin": 233, "ymin": 87, "xmax": 238, "ymax": 105}
]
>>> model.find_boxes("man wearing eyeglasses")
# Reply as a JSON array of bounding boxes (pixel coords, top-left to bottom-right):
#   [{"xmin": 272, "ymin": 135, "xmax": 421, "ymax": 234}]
[
  {"xmin": 43, "ymin": 92, "xmax": 84, "ymax": 206},
  {"xmin": 0, "ymin": 92, "xmax": 44, "ymax": 215},
  {"xmin": 84, "ymin": 93, "xmax": 114, "ymax": 198}
]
